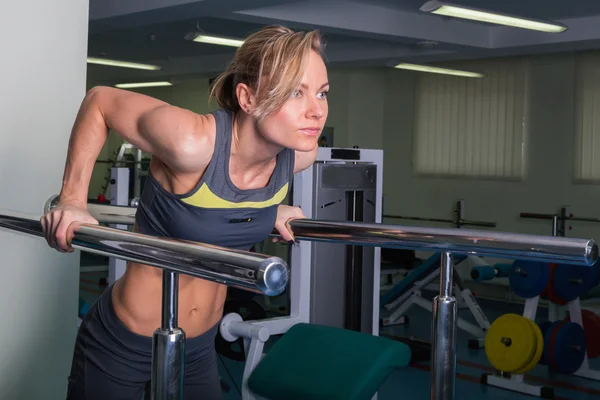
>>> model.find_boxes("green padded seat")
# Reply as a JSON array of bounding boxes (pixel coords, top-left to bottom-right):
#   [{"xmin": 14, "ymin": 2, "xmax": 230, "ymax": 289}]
[{"xmin": 247, "ymin": 323, "xmax": 412, "ymax": 400}]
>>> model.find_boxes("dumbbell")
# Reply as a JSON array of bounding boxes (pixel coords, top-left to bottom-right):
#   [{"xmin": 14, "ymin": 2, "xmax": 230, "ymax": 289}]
[{"xmin": 471, "ymin": 263, "xmax": 512, "ymax": 282}]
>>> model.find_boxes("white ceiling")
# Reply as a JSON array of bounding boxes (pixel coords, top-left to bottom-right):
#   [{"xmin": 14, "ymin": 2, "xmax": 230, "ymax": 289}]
[{"xmin": 87, "ymin": 0, "xmax": 600, "ymax": 85}]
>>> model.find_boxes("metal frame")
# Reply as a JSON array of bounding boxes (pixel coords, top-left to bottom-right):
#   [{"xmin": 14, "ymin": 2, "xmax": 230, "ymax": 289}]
[
  {"xmin": 7, "ymin": 180, "xmax": 596, "ymax": 400},
  {"xmin": 381, "ymin": 255, "xmax": 490, "ymax": 348}
]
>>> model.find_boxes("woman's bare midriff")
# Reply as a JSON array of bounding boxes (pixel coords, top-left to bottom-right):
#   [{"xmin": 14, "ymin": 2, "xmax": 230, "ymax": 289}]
[
  {"xmin": 107, "ymin": 120, "xmax": 227, "ymax": 339},
  {"xmin": 111, "ymin": 261, "xmax": 228, "ymax": 338}
]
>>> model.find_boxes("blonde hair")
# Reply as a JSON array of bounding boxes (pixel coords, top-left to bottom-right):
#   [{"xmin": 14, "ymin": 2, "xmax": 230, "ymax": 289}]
[{"xmin": 209, "ymin": 25, "xmax": 325, "ymax": 120}]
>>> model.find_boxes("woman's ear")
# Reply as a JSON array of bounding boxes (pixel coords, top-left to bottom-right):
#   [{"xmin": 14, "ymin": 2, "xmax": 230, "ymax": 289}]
[{"xmin": 236, "ymin": 83, "xmax": 256, "ymax": 114}]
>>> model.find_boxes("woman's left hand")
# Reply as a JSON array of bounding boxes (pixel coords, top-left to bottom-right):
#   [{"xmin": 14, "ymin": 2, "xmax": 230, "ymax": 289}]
[{"xmin": 273, "ymin": 205, "xmax": 305, "ymax": 243}]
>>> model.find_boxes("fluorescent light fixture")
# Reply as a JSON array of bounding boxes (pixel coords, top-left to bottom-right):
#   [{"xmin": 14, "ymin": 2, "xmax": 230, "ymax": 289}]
[
  {"xmin": 420, "ymin": 1, "xmax": 567, "ymax": 33},
  {"xmin": 191, "ymin": 34, "xmax": 244, "ymax": 47},
  {"xmin": 394, "ymin": 63, "xmax": 484, "ymax": 78},
  {"xmin": 115, "ymin": 81, "xmax": 173, "ymax": 89},
  {"xmin": 87, "ymin": 57, "xmax": 162, "ymax": 71}
]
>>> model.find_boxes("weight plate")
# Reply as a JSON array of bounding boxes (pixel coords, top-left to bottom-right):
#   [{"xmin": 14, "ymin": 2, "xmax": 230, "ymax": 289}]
[
  {"xmin": 586, "ymin": 312, "xmax": 600, "ymax": 359},
  {"xmin": 564, "ymin": 309, "xmax": 600, "ymax": 359},
  {"xmin": 509, "ymin": 260, "xmax": 551, "ymax": 299},
  {"xmin": 514, "ymin": 318, "xmax": 544, "ymax": 374},
  {"xmin": 585, "ymin": 263, "xmax": 600, "ymax": 293},
  {"xmin": 546, "ymin": 321, "xmax": 566, "ymax": 372},
  {"xmin": 485, "ymin": 314, "xmax": 537, "ymax": 372},
  {"xmin": 547, "ymin": 264, "xmax": 568, "ymax": 305},
  {"xmin": 551, "ymin": 321, "xmax": 586, "ymax": 374},
  {"xmin": 537, "ymin": 321, "xmax": 552, "ymax": 365},
  {"xmin": 553, "ymin": 263, "xmax": 593, "ymax": 301},
  {"xmin": 594, "ymin": 263, "xmax": 600, "ymax": 287}
]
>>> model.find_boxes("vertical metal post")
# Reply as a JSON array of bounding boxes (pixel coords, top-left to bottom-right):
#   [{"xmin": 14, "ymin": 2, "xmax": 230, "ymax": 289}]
[
  {"xmin": 345, "ymin": 190, "xmax": 364, "ymax": 332},
  {"xmin": 134, "ymin": 148, "xmax": 143, "ymax": 199},
  {"xmin": 108, "ymin": 167, "xmax": 129, "ymax": 285},
  {"xmin": 559, "ymin": 207, "xmax": 568, "ymax": 237},
  {"xmin": 431, "ymin": 251, "xmax": 457, "ymax": 400},
  {"xmin": 552, "ymin": 216, "xmax": 558, "ymax": 237},
  {"xmin": 454, "ymin": 200, "xmax": 465, "ymax": 228},
  {"xmin": 152, "ymin": 270, "xmax": 185, "ymax": 400}
]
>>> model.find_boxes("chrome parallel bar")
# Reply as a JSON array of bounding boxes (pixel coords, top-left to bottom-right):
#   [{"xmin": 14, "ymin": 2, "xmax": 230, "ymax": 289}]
[
  {"xmin": 285, "ymin": 219, "xmax": 598, "ymax": 266},
  {"xmin": 431, "ymin": 252, "xmax": 457, "ymax": 400},
  {"xmin": 44, "ymin": 195, "xmax": 597, "ymax": 266},
  {"xmin": 0, "ymin": 214, "xmax": 289, "ymax": 296},
  {"xmin": 45, "ymin": 194, "xmax": 137, "ymax": 226}
]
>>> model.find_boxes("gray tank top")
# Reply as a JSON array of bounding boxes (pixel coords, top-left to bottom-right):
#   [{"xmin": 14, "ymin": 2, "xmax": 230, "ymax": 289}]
[{"xmin": 135, "ymin": 108, "xmax": 295, "ymax": 251}]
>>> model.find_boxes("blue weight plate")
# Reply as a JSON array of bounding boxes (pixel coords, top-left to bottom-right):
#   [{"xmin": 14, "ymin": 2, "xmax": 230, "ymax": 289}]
[
  {"xmin": 509, "ymin": 260, "xmax": 550, "ymax": 298},
  {"xmin": 537, "ymin": 321, "xmax": 552, "ymax": 365},
  {"xmin": 591, "ymin": 263, "xmax": 600, "ymax": 289},
  {"xmin": 553, "ymin": 263, "xmax": 593, "ymax": 301},
  {"xmin": 552, "ymin": 321, "xmax": 586, "ymax": 374}
]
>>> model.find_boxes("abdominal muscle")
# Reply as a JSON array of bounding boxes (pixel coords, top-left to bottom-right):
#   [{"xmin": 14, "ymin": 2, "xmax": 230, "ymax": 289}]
[{"xmin": 111, "ymin": 261, "xmax": 228, "ymax": 338}]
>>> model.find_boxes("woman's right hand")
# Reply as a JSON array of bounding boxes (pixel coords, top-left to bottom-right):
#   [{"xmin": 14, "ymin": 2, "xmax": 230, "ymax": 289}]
[{"xmin": 40, "ymin": 199, "xmax": 99, "ymax": 253}]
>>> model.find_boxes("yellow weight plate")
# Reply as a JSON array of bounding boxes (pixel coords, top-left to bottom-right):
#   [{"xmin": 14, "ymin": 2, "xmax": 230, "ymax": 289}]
[
  {"xmin": 513, "ymin": 318, "xmax": 544, "ymax": 374},
  {"xmin": 485, "ymin": 313, "xmax": 537, "ymax": 372}
]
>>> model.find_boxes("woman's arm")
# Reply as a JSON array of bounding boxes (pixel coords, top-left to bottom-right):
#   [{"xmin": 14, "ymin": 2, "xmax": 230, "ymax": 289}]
[{"xmin": 59, "ymin": 86, "xmax": 210, "ymax": 205}]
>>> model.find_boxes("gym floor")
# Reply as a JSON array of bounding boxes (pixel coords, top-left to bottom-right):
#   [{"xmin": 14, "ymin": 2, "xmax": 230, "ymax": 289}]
[{"xmin": 79, "ymin": 257, "xmax": 600, "ymax": 400}]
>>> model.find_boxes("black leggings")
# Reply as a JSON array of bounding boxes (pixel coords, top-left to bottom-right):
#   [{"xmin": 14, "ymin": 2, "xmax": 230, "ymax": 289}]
[{"xmin": 66, "ymin": 285, "xmax": 223, "ymax": 400}]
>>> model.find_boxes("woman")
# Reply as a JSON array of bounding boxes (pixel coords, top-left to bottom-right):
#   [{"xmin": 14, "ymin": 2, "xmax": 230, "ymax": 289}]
[{"xmin": 41, "ymin": 25, "xmax": 329, "ymax": 399}]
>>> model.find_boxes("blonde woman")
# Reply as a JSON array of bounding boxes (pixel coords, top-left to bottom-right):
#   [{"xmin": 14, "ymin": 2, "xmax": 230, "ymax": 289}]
[{"xmin": 41, "ymin": 25, "xmax": 329, "ymax": 399}]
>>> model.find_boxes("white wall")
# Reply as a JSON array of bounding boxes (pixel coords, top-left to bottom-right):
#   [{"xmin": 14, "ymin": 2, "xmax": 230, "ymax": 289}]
[
  {"xmin": 383, "ymin": 53, "xmax": 600, "ymax": 243},
  {"xmin": 0, "ymin": 1, "xmax": 89, "ymax": 399}
]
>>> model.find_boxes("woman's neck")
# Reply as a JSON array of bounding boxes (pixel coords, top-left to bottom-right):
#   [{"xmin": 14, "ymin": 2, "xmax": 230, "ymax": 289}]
[{"xmin": 230, "ymin": 111, "xmax": 282, "ymax": 171}]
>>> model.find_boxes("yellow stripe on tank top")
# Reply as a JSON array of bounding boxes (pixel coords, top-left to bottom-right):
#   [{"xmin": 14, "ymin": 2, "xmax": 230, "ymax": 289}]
[{"xmin": 180, "ymin": 182, "xmax": 289, "ymax": 208}]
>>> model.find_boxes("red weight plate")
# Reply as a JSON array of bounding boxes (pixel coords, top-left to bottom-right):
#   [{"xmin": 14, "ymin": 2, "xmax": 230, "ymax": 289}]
[
  {"xmin": 586, "ymin": 312, "xmax": 600, "ymax": 358},
  {"xmin": 548, "ymin": 264, "xmax": 568, "ymax": 305},
  {"xmin": 541, "ymin": 263, "xmax": 554, "ymax": 299}
]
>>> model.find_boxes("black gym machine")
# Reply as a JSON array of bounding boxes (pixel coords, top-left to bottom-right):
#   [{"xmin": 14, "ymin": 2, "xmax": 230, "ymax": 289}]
[{"xmin": 520, "ymin": 206, "xmax": 600, "ymax": 237}]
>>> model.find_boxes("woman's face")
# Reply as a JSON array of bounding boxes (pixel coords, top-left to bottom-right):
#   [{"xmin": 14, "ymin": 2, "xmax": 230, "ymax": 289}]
[{"xmin": 258, "ymin": 50, "xmax": 329, "ymax": 152}]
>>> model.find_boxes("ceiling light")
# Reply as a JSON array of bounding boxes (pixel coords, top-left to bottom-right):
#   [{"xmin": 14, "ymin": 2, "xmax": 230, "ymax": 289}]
[
  {"xmin": 394, "ymin": 63, "xmax": 484, "ymax": 78},
  {"xmin": 420, "ymin": 1, "xmax": 567, "ymax": 33},
  {"xmin": 189, "ymin": 33, "xmax": 244, "ymax": 47},
  {"xmin": 115, "ymin": 81, "xmax": 173, "ymax": 89},
  {"xmin": 87, "ymin": 57, "xmax": 162, "ymax": 71}
]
